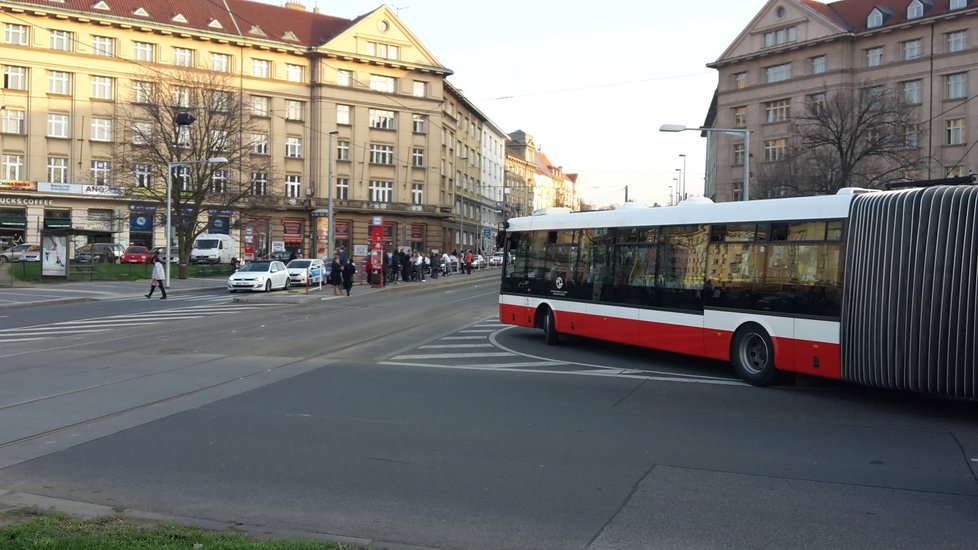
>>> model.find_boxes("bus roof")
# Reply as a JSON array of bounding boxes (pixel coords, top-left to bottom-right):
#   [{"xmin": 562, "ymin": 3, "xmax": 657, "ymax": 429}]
[{"xmin": 506, "ymin": 192, "xmax": 862, "ymax": 232}]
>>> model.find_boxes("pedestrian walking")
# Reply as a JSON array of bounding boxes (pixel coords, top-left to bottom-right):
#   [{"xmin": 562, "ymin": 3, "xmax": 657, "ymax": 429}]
[
  {"xmin": 329, "ymin": 255, "xmax": 342, "ymax": 296},
  {"xmin": 145, "ymin": 255, "xmax": 167, "ymax": 299},
  {"xmin": 341, "ymin": 257, "xmax": 356, "ymax": 296}
]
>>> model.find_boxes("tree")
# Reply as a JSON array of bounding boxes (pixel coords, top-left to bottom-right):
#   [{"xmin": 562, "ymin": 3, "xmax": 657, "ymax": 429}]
[
  {"xmin": 752, "ymin": 85, "xmax": 926, "ymax": 198},
  {"xmin": 114, "ymin": 69, "xmax": 277, "ymax": 278}
]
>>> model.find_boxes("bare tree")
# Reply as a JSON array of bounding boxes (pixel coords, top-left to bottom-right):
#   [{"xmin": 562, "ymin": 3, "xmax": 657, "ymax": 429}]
[
  {"xmin": 753, "ymin": 85, "xmax": 926, "ymax": 198},
  {"xmin": 114, "ymin": 69, "xmax": 277, "ymax": 278}
]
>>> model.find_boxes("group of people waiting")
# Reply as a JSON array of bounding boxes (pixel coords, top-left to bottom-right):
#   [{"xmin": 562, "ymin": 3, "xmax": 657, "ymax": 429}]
[
  {"xmin": 326, "ymin": 246, "xmax": 357, "ymax": 296},
  {"xmin": 374, "ymin": 249, "xmax": 477, "ymax": 285}
]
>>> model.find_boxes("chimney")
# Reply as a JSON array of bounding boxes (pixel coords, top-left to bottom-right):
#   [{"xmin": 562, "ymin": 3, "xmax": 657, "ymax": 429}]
[{"xmin": 284, "ymin": 2, "xmax": 305, "ymax": 10}]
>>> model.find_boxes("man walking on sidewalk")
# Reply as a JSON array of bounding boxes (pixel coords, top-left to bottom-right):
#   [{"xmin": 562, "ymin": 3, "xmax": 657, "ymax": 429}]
[{"xmin": 145, "ymin": 255, "xmax": 167, "ymax": 299}]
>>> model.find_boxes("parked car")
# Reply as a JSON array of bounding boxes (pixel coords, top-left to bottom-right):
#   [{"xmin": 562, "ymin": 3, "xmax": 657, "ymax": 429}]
[
  {"xmin": 0, "ymin": 243, "xmax": 36, "ymax": 263},
  {"xmin": 228, "ymin": 260, "xmax": 290, "ymax": 292},
  {"xmin": 75, "ymin": 243, "xmax": 124, "ymax": 264},
  {"xmin": 191, "ymin": 234, "xmax": 236, "ymax": 264},
  {"xmin": 269, "ymin": 251, "xmax": 291, "ymax": 262},
  {"xmin": 441, "ymin": 254, "xmax": 460, "ymax": 274},
  {"xmin": 470, "ymin": 254, "xmax": 487, "ymax": 269},
  {"xmin": 489, "ymin": 252, "xmax": 504, "ymax": 267},
  {"xmin": 150, "ymin": 247, "xmax": 180, "ymax": 263},
  {"xmin": 286, "ymin": 258, "xmax": 325, "ymax": 286},
  {"xmin": 19, "ymin": 244, "xmax": 42, "ymax": 262},
  {"xmin": 121, "ymin": 245, "xmax": 154, "ymax": 264}
]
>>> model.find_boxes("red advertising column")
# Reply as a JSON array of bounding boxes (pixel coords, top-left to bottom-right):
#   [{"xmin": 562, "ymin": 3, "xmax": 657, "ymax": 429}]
[{"xmin": 370, "ymin": 215, "xmax": 384, "ymax": 288}]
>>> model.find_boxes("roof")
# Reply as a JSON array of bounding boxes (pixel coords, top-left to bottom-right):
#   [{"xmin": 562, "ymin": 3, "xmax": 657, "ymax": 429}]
[
  {"xmin": 807, "ymin": 0, "xmax": 970, "ymax": 34},
  {"xmin": 4, "ymin": 0, "xmax": 355, "ymax": 48}
]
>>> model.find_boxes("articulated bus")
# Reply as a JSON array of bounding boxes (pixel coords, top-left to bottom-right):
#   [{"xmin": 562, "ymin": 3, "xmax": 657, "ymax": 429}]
[{"xmin": 497, "ymin": 185, "xmax": 978, "ymax": 400}]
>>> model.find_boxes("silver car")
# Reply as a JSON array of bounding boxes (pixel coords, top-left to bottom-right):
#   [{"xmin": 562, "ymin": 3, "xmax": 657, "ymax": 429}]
[{"xmin": 0, "ymin": 243, "xmax": 36, "ymax": 263}]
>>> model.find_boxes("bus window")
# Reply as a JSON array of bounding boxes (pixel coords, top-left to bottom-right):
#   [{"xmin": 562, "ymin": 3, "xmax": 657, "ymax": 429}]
[
  {"xmin": 544, "ymin": 230, "xmax": 580, "ymax": 297},
  {"xmin": 706, "ymin": 241, "xmax": 764, "ymax": 310},
  {"xmin": 826, "ymin": 220, "xmax": 844, "ymax": 241},
  {"xmin": 760, "ymin": 242, "xmax": 843, "ymax": 317},
  {"xmin": 656, "ymin": 225, "xmax": 708, "ymax": 311},
  {"xmin": 581, "ymin": 228, "xmax": 613, "ymax": 302}
]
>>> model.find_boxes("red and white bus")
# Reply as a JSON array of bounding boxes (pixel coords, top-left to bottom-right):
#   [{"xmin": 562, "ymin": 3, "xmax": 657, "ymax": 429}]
[{"xmin": 497, "ymin": 184, "xmax": 978, "ymax": 400}]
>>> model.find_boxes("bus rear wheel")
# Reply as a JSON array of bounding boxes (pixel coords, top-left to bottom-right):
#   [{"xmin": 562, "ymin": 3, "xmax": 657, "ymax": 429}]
[
  {"xmin": 542, "ymin": 309, "xmax": 559, "ymax": 345},
  {"xmin": 731, "ymin": 323, "xmax": 782, "ymax": 386}
]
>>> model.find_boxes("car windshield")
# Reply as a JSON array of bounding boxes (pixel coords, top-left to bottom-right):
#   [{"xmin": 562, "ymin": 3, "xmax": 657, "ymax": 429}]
[
  {"xmin": 194, "ymin": 240, "xmax": 218, "ymax": 249},
  {"xmin": 239, "ymin": 262, "xmax": 270, "ymax": 272},
  {"xmin": 287, "ymin": 260, "xmax": 311, "ymax": 268},
  {"xmin": 126, "ymin": 247, "xmax": 147, "ymax": 253}
]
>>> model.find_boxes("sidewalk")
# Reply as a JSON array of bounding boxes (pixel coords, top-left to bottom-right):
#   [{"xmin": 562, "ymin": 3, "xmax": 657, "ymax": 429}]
[{"xmin": 0, "ymin": 265, "xmax": 500, "ymax": 309}]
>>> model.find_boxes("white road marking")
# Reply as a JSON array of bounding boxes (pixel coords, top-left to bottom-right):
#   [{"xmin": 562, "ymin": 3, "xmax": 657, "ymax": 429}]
[
  {"xmin": 391, "ymin": 352, "xmax": 515, "ymax": 360},
  {"xmin": 418, "ymin": 344, "xmax": 495, "ymax": 349}
]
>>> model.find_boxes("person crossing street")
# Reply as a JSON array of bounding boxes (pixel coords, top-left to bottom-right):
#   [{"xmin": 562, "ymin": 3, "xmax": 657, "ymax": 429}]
[{"xmin": 145, "ymin": 255, "xmax": 167, "ymax": 299}]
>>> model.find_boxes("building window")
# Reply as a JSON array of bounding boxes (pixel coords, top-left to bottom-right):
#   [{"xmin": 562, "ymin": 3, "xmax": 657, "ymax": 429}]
[
  {"xmin": 133, "ymin": 81, "xmax": 153, "ymax": 103},
  {"xmin": 337, "ymin": 104, "xmax": 351, "ymax": 125},
  {"xmin": 4, "ymin": 24, "xmax": 28, "ymax": 46},
  {"xmin": 48, "ymin": 70, "xmax": 71, "ymax": 95},
  {"xmin": 285, "ymin": 136, "xmax": 303, "ymax": 158},
  {"xmin": 902, "ymin": 39, "xmax": 922, "ymax": 60},
  {"xmin": 91, "ymin": 160, "xmax": 111, "ymax": 185},
  {"xmin": 210, "ymin": 52, "xmax": 230, "ymax": 72},
  {"xmin": 49, "ymin": 30, "xmax": 72, "ymax": 51},
  {"xmin": 950, "ymin": 0, "xmax": 967, "ymax": 10},
  {"xmin": 47, "ymin": 113, "xmax": 69, "ymax": 138},
  {"xmin": 733, "ymin": 143, "xmax": 745, "ymax": 166},
  {"xmin": 734, "ymin": 72, "xmax": 747, "ymax": 89},
  {"xmin": 336, "ymin": 177, "xmax": 350, "ymax": 200},
  {"xmin": 285, "ymin": 175, "xmax": 302, "ymax": 198},
  {"xmin": 867, "ymin": 8, "xmax": 884, "ymax": 29},
  {"xmin": 866, "ymin": 46, "xmax": 884, "ymax": 67},
  {"xmin": 369, "ymin": 180, "xmax": 393, "ymax": 202},
  {"xmin": 251, "ymin": 95, "xmax": 270, "ymax": 117},
  {"xmin": 413, "ymin": 81, "xmax": 427, "ymax": 97},
  {"xmin": 1, "ymin": 109, "xmax": 24, "ymax": 134},
  {"xmin": 1, "ymin": 155, "xmax": 22, "ymax": 180},
  {"xmin": 337, "ymin": 69, "xmax": 352, "ymax": 86},
  {"xmin": 763, "ymin": 26, "xmax": 796, "ymax": 48},
  {"xmin": 91, "ymin": 75, "xmax": 114, "ymax": 100},
  {"xmin": 173, "ymin": 166, "xmax": 191, "ymax": 191},
  {"xmin": 908, "ymin": 0, "xmax": 925, "ymax": 19},
  {"xmin": 132, "ymin": 121, "xmax": 152, "ymax": 144},
  {"xmin": 808, "ymin": 92, "xmax": 826, "ymax": 113},
  {"xmin": 810, "ymin": 55, "xmax": 826, "ymax": 74},
  {"xmin": 764, "ymin": 99, "xmax": 790, "ymax": 123},
  {"xmin": 286, "ymin": 64, "xmax": 304, "ymax": 82},
  {"xmin": 286, "ymin": 100, "xmax": 303, "ymax": 121},
  {"xmin": 210, "ymin": 130, "xmax": 229, "ymax": 151},
  {"xmin": 210, "ymin": 170, "xmax": 228, "ymax": 194},
  {"xmin": 173, "ymin": 47, "xmax": 192, "ymax": 67},
  {"xmin": 3, "ymin": 65, "xmax": 27, "ymax": 90},
  {"xmin": 946, "ymin": 72, "xmax": 967, "ymax": 99},
  {"xmin": 252, "ymin": 58, "xmax": 270, "ymax": 78},
  {"xmin": 732, "ymin": 106, "xmax": 747, "ymax": 127},
  {"xmin": 369, "ymin": 144, "xmax": 394, "ymax": 165},
  {"xmin": 947, "ymin": 30, "xmax": 967, "ymax": 53},
  {"xmin": 210, "ymin": 91, "xmax": 231, "ymax": 112},
  {"xmin": 91, "ymin": 117, "xmax": 112, "ymax": 141},
  {"xmin": 407, "ymin": 115, "xmax": 425, "ymax": 136},
  {"xmin": 172, "ymin": 86, "xmax": 190, "ymax": 108},
  {"xmin": 134, "ymin": 164, "xmax": 151, "ymax": 188},
  {"xmin": 763, "ymin": 139, "xmax": 787, "ymax": 162},
  {"xmin": 946, "ymin": 118, "xmax": 966, "ymax": 145},
  {"xmin": 902, "ymin": 80, "xmax": 922, "ymax": 104},
  {"xmin": 412, "ymin": 183, "xmax": 423, "ymax": 204},
  {"xmin": 905, "ymin": 124, "xmax": 919, "ymax": 148},
  {"xmin": 337, "ymin": 140, "xmax": 350, "ymax": 161},
  {"xmin": 134, "ymin": 41, "xmax": 155, "ymax": 62},
  {"xmin": 48, "ymin": 157, "xmax": 68, "ymax": 184},
  {"xmin": 251, "ymin": 172, "xmax": 268, "ymax": 196},
  {"xmin": 367, "ymin": 42, "xmax": 399, "ymax": 60},
  {"xmin": 369, "ymin": 74, "xmax": 396, "ymax": 93},
  {"xmin": 369, "ymin": 108, "xmax": 395, "ymax": 130},
  {"xmin": 251, "ymin": 133, "xmax": 268, "ymax": 155},
  {"xmin": 411, "ymin": 148, "xmax": 425, "ymax": 167},
  {"xmin": 765, "ymin": 63, "xmax": 791, "ymax": 83},
  {"xmin": 92, "ymin": 35, "xmax": 114, "ymax": 56}
]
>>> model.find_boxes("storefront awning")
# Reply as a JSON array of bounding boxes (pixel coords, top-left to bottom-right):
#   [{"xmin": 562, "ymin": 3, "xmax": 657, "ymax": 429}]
[
  {"xmin": 283, "ymin": 234, "xmax": 303, "ymax": 244},
  {"xmin": 44, "ymin": 219, "xmax": 72, "ymax": 228},
  {"xmin": 0, "ymin": 215, "xmax": 26, "ymax": 227}
]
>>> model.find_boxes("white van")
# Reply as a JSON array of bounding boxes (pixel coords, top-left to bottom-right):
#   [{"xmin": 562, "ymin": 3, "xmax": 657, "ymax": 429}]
[{"xmin": 191, "ymin": 234, "xmax": 236, "ymax": 264}]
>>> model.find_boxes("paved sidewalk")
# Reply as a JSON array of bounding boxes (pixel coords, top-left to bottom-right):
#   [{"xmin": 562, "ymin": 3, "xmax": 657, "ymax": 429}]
[{"xmin": 0, "ymin": 266, "xmax": 500, "ymax": 309}]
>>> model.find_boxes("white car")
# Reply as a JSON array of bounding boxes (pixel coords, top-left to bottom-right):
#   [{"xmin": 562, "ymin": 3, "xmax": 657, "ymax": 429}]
[
  {"xmin": 227, "ymin": 260, "xmax": 290, "ymax": 292},
  {"xmin": 286, "ymin": 258, "xmax": 325, "ymax": 286},
  {"xmin": 470, "ymin": 254, "xmax": 487, "ymax": 269},
  {"xmin": 488, "ymin": 252, "xmax": 504, "ymax": 267}
]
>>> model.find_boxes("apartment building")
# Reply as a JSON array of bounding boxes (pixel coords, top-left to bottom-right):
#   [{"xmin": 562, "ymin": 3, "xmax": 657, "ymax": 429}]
[
  {"xmin": 0, "ymin": 0, "xmax": 456, "ymax": 258},
  {"xmin": 706, "ymin": 0, "xmax": 978, "ymax": 202}
]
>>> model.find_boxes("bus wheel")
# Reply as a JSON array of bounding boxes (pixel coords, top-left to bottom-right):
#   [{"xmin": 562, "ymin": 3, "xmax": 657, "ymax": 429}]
[
  {"xmin": 731, "ymin": 323, "xmax": 781, "ymax": 386},
  {"xmin": 542, "ymin": 309, "xmax": 560, "ymax": 345}
]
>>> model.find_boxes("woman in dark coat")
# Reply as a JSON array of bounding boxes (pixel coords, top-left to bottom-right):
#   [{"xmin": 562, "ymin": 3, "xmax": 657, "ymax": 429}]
[
  {"xmin": 341, "ymin": 257, "xmax": 356, "ymax": 296},
  {"xmin": 329, "ymin": 255, "xmax": 342, "ymax": 296}
]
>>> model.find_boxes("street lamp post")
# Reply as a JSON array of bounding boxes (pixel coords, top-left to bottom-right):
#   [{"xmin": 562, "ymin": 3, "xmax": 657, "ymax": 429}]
[
  {"xmin": 326, "ymin": 130, "xmax": 338, "ymax": 260},
  {"xmin": 660, "ymin": 124, "xmax": 751, "ymax": 201},
  {"xmin": 165, "ymin": 156, "xmax": 227, "ymax": 288},
  {"xmin": 679, "ymin": 153, "xmax": 687, "ymax": 200}
]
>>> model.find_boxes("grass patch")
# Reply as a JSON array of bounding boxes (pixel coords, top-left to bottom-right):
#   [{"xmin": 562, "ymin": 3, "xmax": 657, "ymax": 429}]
[
  {"xmin": 0, "ymin": 508, "xmax": 359, "ymax": 549},
  {"xmin": 8, "ymin": 262, "xmax": 233, "ymax": 282}
]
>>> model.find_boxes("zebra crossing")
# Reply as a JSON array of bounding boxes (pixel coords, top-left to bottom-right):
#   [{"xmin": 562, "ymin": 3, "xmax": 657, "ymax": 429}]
[{"xmin": 0, "ymin": 299, "xmax": 280, "ymax": 344}]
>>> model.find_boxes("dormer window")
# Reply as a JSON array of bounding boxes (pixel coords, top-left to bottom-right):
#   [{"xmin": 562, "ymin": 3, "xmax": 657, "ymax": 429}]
[
  {"xmin": 907, "ymin": 0, "xmax": 924, "ymax": 19},
  {"xmin": 950, "ymin": 0, "xmax": 966, "ymax": 9},
  {"xmin": 867, "ymin": 8, "xmax": 884, "ymax": 29}
]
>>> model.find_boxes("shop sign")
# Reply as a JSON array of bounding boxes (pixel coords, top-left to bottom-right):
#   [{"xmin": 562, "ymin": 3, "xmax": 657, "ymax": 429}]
[
  {"xmin": 0, "ymin": 180, "xmax": 37, "ymax": 191},
  {"xmin": 0, "ymin": 197, "xmax": 54, "ymax": 206},
  {"xmin": 82, "ymin": 185, "xmax": 124, "ymax": 196}
]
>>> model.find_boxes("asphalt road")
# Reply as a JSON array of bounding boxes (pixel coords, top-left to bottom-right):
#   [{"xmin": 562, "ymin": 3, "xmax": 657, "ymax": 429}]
[{"xmin": 1, "ymin": 277, "xmax": 977, "ymax": 549}]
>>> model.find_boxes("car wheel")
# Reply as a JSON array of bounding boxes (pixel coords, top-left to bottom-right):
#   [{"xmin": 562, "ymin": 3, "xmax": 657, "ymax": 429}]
[
  {"xmin": 0, "ymin": 256, "xmax": 8, "ymax": 263},
  {"xmin": 542, "ymin": 308, "xmax": 559, "ymax": 345},
  {"xmin": 264, "ymin": 280, "xmax": 272, "ymax": 292},
  {"xmin": 731, "ymin": 323, "xmax": 786, "ymax": 386},
  {"xmin": 282, "ymin": 278, "xmax": 290, "ymax": 290}
]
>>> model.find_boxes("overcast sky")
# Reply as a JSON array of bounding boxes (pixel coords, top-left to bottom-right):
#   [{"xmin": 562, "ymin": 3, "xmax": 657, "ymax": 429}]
[{"xmin": 258, "ymin": 0, "xmax": 771, "ymax": 207}]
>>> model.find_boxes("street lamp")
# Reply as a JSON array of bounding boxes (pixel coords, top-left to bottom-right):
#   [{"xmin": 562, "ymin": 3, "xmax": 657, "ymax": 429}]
[
  {"xmin": 660, "ymin": 124, "xmax": 751, "ymax": 201},
  {"xmin": 679, "ymin": 153, "xmax": 687, "ymax": 200},
  {"xmin": 165, "ymin": 156, "xmax": 227, "ymax": 288},
  {"xmin": 326, "ymin": 130, "xmax": 338, "ymax": 260}
]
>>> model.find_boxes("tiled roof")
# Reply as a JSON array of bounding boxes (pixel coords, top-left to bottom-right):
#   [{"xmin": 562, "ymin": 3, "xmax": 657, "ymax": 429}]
[
  {"xmin": 813, "ymin": 0, "xmax": 970, "ymax": 34},
  {"xmin": 5, "ymin": 0, "xmax": 354, "ymax": 48}
]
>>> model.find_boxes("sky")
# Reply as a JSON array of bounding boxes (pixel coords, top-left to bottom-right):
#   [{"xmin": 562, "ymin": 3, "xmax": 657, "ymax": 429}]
[{"xmin": 258, "ymin": 0, "xmax": 771, "ymax": 207}]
